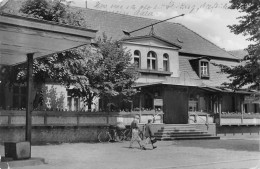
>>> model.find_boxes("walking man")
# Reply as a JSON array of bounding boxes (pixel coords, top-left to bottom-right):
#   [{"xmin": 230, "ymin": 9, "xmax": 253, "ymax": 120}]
[
  {"xmin": 129, "ymin": 115, "xmax": 145, "ymax": 149},
  {"xmin": 144, "ymin": 119, "xmax": 157, "ymax": 149}
]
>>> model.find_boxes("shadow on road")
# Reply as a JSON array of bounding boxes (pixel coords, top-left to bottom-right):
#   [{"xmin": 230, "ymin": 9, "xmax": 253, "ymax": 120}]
[{"xmin": 168, "ymin": 139, "xmax": 260, "ymax": 152}]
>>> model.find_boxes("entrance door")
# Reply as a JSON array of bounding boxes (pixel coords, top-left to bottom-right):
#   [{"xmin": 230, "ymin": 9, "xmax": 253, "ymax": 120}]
[{"xmin": 163, "ymin": 88, "xmax": 188, "ymax": 124}]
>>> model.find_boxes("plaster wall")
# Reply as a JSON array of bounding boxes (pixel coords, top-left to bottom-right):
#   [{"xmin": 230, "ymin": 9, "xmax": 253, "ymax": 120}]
[{"xmin": 122, "ymin": 41, "xmax": 180, "ymax": 78}]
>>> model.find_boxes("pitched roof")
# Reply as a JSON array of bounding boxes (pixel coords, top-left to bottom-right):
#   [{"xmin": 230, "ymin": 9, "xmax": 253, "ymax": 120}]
[
  {"xmin": 4, "ymin": 0, "xmax": 238, "ymax": 60},
  {"xmin": 77, "ymin": 8, "xmax": 237, "ymax": 60},
  {"xmin": 228, "ymin": 49, "xmax": 248, "ymax": 60},
  {"xmin": 179, "ymin": 56, "xmax": 239, "ymax": 87}
]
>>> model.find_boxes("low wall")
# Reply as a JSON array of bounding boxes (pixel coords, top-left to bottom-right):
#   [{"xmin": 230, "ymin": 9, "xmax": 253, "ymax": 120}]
[
  {"xmin": 217, "ymin": 118, "xmax": 260, "ymax": 125},
  {"xmin": 139, "ymin": 123, "xmax": 217, "ymax": 136},
  {"xmin": 0, "ymin": 110, "xmax": 163, "ymax": 143},
  {"xmin": 0, "ymin": 126, "xmax": 101, "ymax": 143},
  {"xmin": 189, "ymin": 114, "xmax": 214, "ymax": 124},
  {"xmin": 217, "ymin": 125, "xmax": 260, "ymax": 137}
]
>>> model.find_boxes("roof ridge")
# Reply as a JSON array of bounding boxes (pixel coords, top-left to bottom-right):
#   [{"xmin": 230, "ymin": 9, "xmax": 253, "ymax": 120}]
[
  {"xmin": 227, "ymin": 51, "xmax": 240, "ymax": 59},
  {"xmin": 176, "ymin": 23, "xmax": 238, "ymax": 60},
  {"xmin": 73, "ymin": 6, "xmax": 181, "ymax": 26}
]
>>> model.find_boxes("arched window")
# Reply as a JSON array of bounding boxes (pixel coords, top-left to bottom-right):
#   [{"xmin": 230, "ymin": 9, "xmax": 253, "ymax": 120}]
[
  {"xmin": 147, "ymin": 51, "xmax": 157, "ymax": 70},
  {"xmin": 163, "ymin": 53, "xmax": 169, "ymax": 71},
  {"xmin": 134, "ymin": 50, "xmax": 141, "ymax": 68}
]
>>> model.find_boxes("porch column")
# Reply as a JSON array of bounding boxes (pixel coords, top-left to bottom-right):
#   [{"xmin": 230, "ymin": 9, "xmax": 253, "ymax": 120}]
[
  {"xmin": 139, "ymin": 93, "xmax": 143, "ymax": 123},
  {"xmin": 241, "ymin": 95, "xmax": 244, "ymax": 124},
  {"xmin": 26, "ymin": 53, "xmax": 34, "ymax": 144},
  {"xmin": 218, "ymin": 96, "xmax": 222, "ymax": 114}
]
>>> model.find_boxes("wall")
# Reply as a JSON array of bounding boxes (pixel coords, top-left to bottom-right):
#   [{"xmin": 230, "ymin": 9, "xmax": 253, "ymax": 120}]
[
  {"xmin": 147, "ymin": 123, "xmax": 217, "ymax": 136},
  {"xmin": 0, "ymin": 110, "xmax": 162, "ymax": 143},
  {"xmin": 2, "ymin": 83, "xmax": 99, "ymax": 112},
  {"xmin": 217, "ymin": 125, "xmax": 260, "ymax": 137},
  {"xmin": 122, "ymin": 39, "xmax": 180, "ymax": 80}
]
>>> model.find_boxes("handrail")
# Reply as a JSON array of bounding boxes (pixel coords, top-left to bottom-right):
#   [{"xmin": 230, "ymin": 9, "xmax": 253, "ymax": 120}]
[{"xmin": 189, "ymin": 114, "xmax": 209, "ymax": 129}]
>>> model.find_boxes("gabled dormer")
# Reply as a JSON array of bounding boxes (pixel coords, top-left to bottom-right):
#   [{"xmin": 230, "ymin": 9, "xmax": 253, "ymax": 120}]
[
  {"xmin": 189, "ymin": 56, "xmax": 211, "ymax": 79},
  {"xmin": 121, "ymin": 35, "xmax": 182, "ymax": 77}
]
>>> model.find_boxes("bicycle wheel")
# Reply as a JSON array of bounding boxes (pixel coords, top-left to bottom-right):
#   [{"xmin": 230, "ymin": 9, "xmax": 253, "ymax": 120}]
[
  {"xmin": 124, "ymin": 129, "xmax": 132, "ymax": 141},
  {"xmin": 98, "ymin": 130, "xmax": 111, "ymax": 143}
]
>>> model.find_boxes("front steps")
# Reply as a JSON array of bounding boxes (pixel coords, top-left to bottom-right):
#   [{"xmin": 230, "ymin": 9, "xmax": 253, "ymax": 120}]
[{"xmin": 154, "ymin": 124, "xmax": 220, "ymax": 140}]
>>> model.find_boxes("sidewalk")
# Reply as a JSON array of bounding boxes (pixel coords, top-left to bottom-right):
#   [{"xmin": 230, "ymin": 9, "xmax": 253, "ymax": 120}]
[{"xmin": 0, "ymin": 138, "xmax": 259, "ymax": 169}]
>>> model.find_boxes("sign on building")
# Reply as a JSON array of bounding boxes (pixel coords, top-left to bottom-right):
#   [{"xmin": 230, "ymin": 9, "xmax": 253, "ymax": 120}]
[{"xmin": 154, "ymin": 99, "xmax": 163, "ymax": 106}]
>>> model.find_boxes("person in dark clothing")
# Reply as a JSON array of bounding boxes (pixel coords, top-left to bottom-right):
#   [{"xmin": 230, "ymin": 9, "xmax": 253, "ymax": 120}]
[
  {"xmin": 129, "ymin": 115, "xmax": 145, "ymax": 149},
  {"xmin": 144, "ymin": 119, "xmax": 157, "ymax": 149}
]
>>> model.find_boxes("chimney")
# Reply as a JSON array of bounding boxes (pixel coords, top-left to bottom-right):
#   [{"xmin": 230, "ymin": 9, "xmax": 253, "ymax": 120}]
[{"xmin": 85, "ymin": 0, "xmax": 87, "ymax": 8}]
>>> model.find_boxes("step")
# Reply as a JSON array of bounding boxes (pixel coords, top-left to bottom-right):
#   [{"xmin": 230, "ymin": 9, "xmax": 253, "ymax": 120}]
[
  {"xmin": 156, "ymin": 130, "xmax": 207, "ymax": 133},
  {"xmin": 155, "ymin": 132, "xmax": 209, "ymax": 136},
  {"xmin": 161, "ymin": 126, "xmax": 195, "ymax": 129},
  {"xmin": 160, "ymin": 124, "xmax": 194, "ymax": 126},
  {"xmin": 158, "ymin": 129, "xmax": 203, "ymax": 132},
  {"xmin": 155, "ymin": 134, "xmax": 212, "ymax": 138},
  {"xmin": 156, "ymin": 136, "xmax": 220, "ymax": 141}
]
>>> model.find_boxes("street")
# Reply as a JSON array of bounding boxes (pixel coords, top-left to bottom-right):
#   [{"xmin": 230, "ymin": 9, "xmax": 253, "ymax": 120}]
[{"xmin": 1, "ymin": 137, "xmax": 259, "ymax": 169}]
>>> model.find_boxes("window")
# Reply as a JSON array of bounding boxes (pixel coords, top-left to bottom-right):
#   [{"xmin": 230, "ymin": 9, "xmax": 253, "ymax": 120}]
[
  {"xmin": 147, "ymin": 51, "xmax": 157, "ymax": 70},
  {"xmin": 67, "ymin": 90, "xmax": 80, "ymax": 111},
  {"xmin": 200, "ymin": 61, "xmax": 209, "ymax": 77},
  {"xmin": 190, "ymin": 57, "xmax": 210, "ymax": 79},
  {"xmin": 134, "ymin": 50, "xmax": 141, "ymax": 68},
  {"xmin": 163, "ymin": 53, "xmax": 169, "ymax": 71},
  {"xmin": 12, "ymin": 86, "xmax": 26, "ymax": 109}
]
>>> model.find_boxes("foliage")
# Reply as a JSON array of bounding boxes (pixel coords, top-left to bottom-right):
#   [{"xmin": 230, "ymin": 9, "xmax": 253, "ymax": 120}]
[
  {"xmin": 0, "ymin": 0, "xmax": 139, "ymax": 110},
  {"xmin": 20, "ymin": 0, "xmax": 87, "ymax": 27},
  {"xmin": 68, "ymin": 34, "xmax": 139, "ymax": 110},
  {"xmin": 214, "ymin": 0, "xmax": 260, "ymax": 90}
]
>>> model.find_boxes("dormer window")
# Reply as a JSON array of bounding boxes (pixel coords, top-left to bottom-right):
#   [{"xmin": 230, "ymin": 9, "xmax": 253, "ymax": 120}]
[
  {"xmin": 190, "ymin": 57, "xmax": 210, "ymax": 79},
  {"xmin": 163, "ymin": 53, "xmax": 169, "ymax": 71},
  {"xmin": 147, "ymin": 51, "xmax": 157, "ymax": 70},
  {"xmin": 134, "ymin": 50, "xmax": 141, "ymax": 68},
  {"xmin": 201, "ymin": 61, "xmax": 209, "ymax": 77}
]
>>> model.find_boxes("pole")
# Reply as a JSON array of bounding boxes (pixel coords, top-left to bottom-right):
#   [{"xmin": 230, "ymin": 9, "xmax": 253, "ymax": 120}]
[
  {"xmin": 123, "ymin": 14, "xmax": 185, "ymax": 36},
  {"xmin": 26, "ymin": 53, "xmax": 34, "ymax": 145}
]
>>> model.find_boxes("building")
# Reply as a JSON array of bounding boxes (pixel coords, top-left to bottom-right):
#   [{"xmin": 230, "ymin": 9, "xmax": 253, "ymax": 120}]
[
  {"xmin": 1, "ymin": 1, "xmax": 259, "ymax": 125},
  {"xmin": 78, "ymin": 8, "xmax": 259, "ymax": 124}
]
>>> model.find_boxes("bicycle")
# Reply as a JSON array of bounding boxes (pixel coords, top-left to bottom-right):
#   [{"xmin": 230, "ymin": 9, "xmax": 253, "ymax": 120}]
[
  {"xmin": 98, "ymin": 125, "xmax": 126, "ymax": 143},
  {"xmin": 122, "ymin": 128, "xmax": 131, "ymax": 141}
]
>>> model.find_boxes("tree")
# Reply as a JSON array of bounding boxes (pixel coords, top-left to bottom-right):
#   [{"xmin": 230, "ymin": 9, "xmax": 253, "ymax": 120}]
[
  {"xmin": 68, "ymin": 34, "xmax": 139, "ymax": 110},
  {"xmin": 20, "ymin": 0, "xmax": 87, "ymax": 27},
  {"xmin": 214, "ymin": 0, "xmax": 260, "ymax": 90},
  {"xmin": 0, "ymin": 0, "xmax": 139, "ymax": 110}
]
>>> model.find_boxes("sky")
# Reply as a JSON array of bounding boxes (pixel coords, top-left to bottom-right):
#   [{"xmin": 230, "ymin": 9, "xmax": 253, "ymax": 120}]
[
  {"xmin": 0, "ymin": 0, "xmax": 250, "ymax": 51},
  {"xmin": 69, "ymin": 0, "xmax": 250, "ymax": 51}
]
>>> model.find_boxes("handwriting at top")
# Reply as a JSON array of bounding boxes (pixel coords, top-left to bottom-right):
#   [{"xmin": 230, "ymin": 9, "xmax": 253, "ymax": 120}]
[{"xmin": 93, "ymin": 1, "xmax": 230, "ymax": 17}]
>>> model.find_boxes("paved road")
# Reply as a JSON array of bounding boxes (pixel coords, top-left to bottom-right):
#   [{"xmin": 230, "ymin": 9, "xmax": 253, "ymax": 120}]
[{"xmin": 0, "ymin": 138, "xmax": 260, "ymax": 169}]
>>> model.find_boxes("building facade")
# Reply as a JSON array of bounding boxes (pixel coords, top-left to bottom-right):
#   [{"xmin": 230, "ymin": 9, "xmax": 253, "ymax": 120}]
[{"xmin": 1, "ymin": 2, "xmax": 259, "ymax": 125}]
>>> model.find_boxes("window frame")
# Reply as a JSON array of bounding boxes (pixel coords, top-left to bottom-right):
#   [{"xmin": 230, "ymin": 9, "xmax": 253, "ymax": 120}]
[
  {"xmin": 147, "ymin": 51, "xmax": 157, "ymax": 70},
  {"xmin": 12, "ymin": 85, "xmax": 27, "ymax": 109},
  {"xmin": 199, "ymin": 60, "xmax": 210, "ymax": 78},
  {"xmin": 133, "ymin": 50, "xmax": 141, "ymax": 68},
  {"xmin": 67, "ymin": 89, "xmax": 80, "ymax": 111},
  {"xmin": 163, "ymin": 53, "xmax": 169, "ymax": 71}
]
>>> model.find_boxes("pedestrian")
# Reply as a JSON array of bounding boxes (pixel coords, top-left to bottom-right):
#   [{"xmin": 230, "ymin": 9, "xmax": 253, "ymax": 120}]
[
  {"xmin": 129, "ymin": 115, "xmax": 145, "ymax": 150},
  {"xmin": 144, "ymin": 119, "xmax": 157, "ymax": 149}
]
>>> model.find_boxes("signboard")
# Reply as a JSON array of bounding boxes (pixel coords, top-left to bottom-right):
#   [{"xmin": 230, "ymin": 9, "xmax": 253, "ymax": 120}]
[
  {"xmin": 154, "ymin": 99, "xmax": 163, "ymax": 106},
  {"xmin": 244, "ymin": 95, "xmax": 260, "ymax": 104}
]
